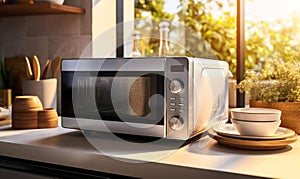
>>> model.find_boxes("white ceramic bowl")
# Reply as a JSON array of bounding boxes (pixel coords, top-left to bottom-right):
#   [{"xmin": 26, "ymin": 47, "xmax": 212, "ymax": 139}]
[
  {"xmin": 34, "ymin": 0, "xmax": 65, "ymax": 5},
  {"xmin": 231, "ymin": 108, "xmax": 281, "ymax": 122},
  {"xmin": 231, "ymin": 118, "xmax": 281, "ymax": 136}
]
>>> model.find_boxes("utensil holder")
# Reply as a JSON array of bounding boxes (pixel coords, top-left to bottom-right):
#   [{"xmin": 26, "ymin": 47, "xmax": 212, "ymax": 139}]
[{"xmin": 23, "ymin": 78, "xmax": 57, "ymax": 109}]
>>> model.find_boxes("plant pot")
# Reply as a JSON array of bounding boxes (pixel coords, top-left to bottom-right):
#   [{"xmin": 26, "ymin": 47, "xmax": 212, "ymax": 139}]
[{"xmin": 250, "ymin": 99, "xmax": 300, "ymax": 134}]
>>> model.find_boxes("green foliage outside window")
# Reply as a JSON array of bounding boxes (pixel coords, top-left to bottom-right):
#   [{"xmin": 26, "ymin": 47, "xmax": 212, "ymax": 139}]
[{"xmin": 135, "ymin": 0, "xmax": 300, "ymax": 77}]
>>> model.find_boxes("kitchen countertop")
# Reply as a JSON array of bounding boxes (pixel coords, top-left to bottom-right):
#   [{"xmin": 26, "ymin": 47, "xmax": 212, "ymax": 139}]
[{"xmin": 0, "ymin": 120, "xmax": 299, "ymax": 179}]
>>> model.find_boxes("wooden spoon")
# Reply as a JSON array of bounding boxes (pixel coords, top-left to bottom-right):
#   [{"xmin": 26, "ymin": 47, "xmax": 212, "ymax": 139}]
[
  {"xmin": 41, "ymin": 60, "xmax": 52, "ymax": 79},
  {"xmin": 32, "ymin": 55, "xmax": 41, "ymax": 81},
  {"xmin": 51, "ymin": 56, "xmax": 62, "ymax": 78},
  {"xmin": 24, "ymin": 57, "xmax": 33, "ymax": 80}
]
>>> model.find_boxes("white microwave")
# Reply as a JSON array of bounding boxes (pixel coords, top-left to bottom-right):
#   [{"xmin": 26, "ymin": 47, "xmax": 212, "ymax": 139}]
[{"xmin": 61, "ymin": 57, "xmax": 229, "ymax": 140}]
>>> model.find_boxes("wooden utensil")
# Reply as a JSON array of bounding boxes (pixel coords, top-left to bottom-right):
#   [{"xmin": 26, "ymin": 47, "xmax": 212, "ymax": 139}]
[
  {"xmin": 32, "ymin": 55, "xmax": 41, "ymax": 81},
  {"xmin": 41, "ymin": 60, "xmax": 52, "ymax": 79},
  {"xmin": 25, "ymin": 57, "xmax": 33, "ymax": 80},
  {"xmin": 51, "ymin": 56, "xmax": 62, "ymax": 78}
]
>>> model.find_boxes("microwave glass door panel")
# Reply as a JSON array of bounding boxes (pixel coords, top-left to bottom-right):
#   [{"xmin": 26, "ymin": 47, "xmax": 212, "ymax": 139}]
[{"xmin": 62, "ymin": 71, "xmax": 165, "ymax": 125}]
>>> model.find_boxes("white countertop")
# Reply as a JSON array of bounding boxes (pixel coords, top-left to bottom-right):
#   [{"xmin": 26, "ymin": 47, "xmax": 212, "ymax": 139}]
[{"xmin": 0, "ymin": 121, "xmax": 299, "ymax": 179}]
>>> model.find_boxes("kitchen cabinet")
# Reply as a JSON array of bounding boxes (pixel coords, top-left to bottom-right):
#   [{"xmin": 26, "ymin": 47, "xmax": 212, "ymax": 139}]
[{"xmin": 0, "ymin": 2, "xmax": 84, "ymax": 17}]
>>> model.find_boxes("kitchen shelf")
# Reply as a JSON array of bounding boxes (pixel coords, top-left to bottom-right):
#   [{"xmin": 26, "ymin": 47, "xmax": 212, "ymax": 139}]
[{"xmin": 0, "ymin": 2, "xmax": 85, "ymax": 17}]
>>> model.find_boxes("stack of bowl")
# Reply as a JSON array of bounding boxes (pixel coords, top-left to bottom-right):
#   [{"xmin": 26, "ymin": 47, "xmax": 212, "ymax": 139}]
[
  {"xmin": 231, "ymin": 108, "xmax": 282, "ymax": 136},
  {"xmin": 12, "ymin": 96, "xmax": 43, "ymax": 129},
  {"xmin": 38, "ymin": 108, "xmax": 58, "ymax": 128},
  {"xmin": 12, "ymin": 96, "xmax": 58, "ymax": 129}
]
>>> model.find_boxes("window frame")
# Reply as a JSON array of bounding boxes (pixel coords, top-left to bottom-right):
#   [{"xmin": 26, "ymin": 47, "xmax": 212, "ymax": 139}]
[{"xmin": 237, "ymin": 0, "xmax": 245, "ymax": 107}]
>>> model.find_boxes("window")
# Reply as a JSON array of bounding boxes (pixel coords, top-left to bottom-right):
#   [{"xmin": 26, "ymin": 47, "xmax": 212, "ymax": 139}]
[
  {"xmin": 134, "ymin": 0, "xmax": 237, "ymax": 74},
  {"xmin": 132, "ymin": 0, "xmax": 300, "ymax": 106},
  {"xmin": 134, "ymin": 0, "xmax": 300, "ymax": 72},
  {"xmin": 245, "ymin": 0, "xmax": 300, "ymax": 71}
]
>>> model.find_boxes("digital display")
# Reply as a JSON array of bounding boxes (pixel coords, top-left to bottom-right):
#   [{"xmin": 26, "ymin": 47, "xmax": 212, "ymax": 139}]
[{"xmin": 171, "ymin": 65, "xmax": 185, "ymax": 72}]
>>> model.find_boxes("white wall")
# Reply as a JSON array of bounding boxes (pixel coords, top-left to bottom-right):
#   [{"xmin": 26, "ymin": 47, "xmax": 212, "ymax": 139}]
[{"xmin": 91, "ymin": 0, "xmax": 134, "ymax": 58}]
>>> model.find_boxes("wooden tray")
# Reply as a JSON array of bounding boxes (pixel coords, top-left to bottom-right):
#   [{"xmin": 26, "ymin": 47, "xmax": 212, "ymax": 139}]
[{"xmin": 208, "ymin": 129, "xmax": 298, "ymax": 150}]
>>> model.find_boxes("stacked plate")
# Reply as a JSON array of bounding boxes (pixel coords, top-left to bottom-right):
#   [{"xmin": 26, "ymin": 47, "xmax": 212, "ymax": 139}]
[
  {"xmin": 209, "ymin": 124, "xmax": 297, "ymax": 150},
  {"xmin": 209, "ymin": 108, "xmax": 298, "ymax": 150}
]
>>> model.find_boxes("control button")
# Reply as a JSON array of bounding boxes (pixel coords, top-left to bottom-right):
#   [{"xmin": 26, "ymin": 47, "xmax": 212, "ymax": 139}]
[
  {"xmin": 170, "ymin": 108, "xmax": 176, "ymax": 112},
  {"xmin": 178, "ymin": 103, "xmax": 184, "ymax": 106},
  {"xmin": 169, "ymin": 116, "xmax": 184, "ymax": 131},
  {"xmin": 169, "ymin": 80, "xmax": 183, "ymax": 94},
  {"xmin": 170, "ymin": 102, "xmax": 176, "ymax": 106},
  {"xmin": 179, "ymin": 110, "xmax": 184, "ymax": 113},
  {"xmin": 170, "ymin": 97, "xmax": 176, "ymax": 100}
]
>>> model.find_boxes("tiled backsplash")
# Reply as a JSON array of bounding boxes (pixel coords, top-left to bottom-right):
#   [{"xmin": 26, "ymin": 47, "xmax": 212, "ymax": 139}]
[{"xmin": 0, "ymin": 0, "xmax": 92, "ymax": 66}]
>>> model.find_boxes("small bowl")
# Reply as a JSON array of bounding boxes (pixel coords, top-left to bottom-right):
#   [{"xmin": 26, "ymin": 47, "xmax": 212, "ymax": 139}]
[
  {"xmin": 231, "ymin": 118, "xmax": 281, "ymax": 136},
  {"xmin": 13, "ymin": 96, "xmax": 43, "ymax": 112},
  {"xmin": 38, "ymin": 108, "xmax": 58, "ymax": 121},
  {"xmin": 231, "ymin": 108, "xmax": 281, "ymax": 122}
]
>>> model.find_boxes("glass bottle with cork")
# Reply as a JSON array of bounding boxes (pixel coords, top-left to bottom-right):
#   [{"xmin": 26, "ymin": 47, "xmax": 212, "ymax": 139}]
[
  {"xmin": 158, "ymin": 22, "xmax": 170, "ymax": 57},
  {"xmin": 130, "ymin": 30, "xmax": 142, "ymax": 57}
]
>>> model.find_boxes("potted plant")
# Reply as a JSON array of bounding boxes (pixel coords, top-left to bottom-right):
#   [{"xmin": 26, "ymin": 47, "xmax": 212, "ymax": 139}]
[{"xmin": 236, "ymin": 59, "xmax": 300, "ymax": 134}]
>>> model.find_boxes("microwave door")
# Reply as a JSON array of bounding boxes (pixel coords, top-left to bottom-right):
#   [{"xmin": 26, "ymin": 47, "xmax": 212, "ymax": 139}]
[
  {"xmin": 62, "ymin": 58, "xmax": 166, "ymax": 136},
  {"xmin": 95, "ymin": 72, "xmax": 164, "ymax": 125}
]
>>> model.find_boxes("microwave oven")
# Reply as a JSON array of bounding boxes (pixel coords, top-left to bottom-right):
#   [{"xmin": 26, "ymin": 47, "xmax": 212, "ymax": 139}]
[{"xmin": 61, "ymin": 57, "xmax": 229, "ymax": 140}]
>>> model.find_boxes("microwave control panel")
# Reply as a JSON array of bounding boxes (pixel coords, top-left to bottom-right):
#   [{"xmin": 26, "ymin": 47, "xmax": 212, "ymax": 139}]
[{"xmin": 165, "ymin": 57, "xmax": 189, "ymax": 140}]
